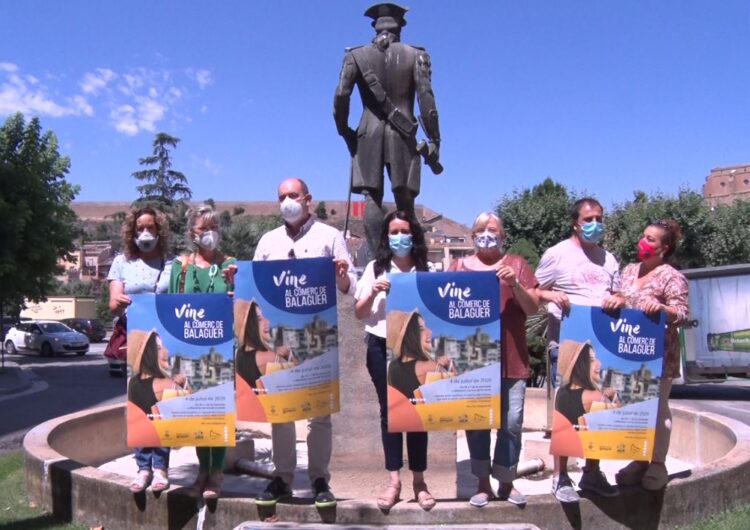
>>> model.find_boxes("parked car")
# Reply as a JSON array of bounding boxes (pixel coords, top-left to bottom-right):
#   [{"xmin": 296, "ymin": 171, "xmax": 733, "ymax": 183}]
[
  {"xmin": 60, "ymin": 318, "xmax": 107, "ymax": 342},
  {"xmin": 4, "ymin": 321, "xmax": 89, "ymax": 356}
]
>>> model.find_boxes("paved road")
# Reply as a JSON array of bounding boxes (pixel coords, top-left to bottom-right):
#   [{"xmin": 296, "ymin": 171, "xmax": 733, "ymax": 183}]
[
  {"xmin": 0, "ymin": 340, "xmax": 127, "ymax": 453},
  {"xmin": 671, "ymin": 379, "xmax": 750, "ymax": 426}
]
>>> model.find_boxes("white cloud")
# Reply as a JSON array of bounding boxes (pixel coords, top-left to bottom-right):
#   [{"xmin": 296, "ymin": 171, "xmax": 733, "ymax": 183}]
[
  {"xmin": 1, "ymin": 63, "xmax": 212, "ymax": 135},
  {"xmin": 0, "ymin": 67, "xmax": 92, "ymax": 118},
  {"xmin": 110, "ymin": 105, "xmax": 138, "ymax": 136},
  {"xmin": 79, "ymin": 68, "xmax": 116, "ymax": 95},
  {"xmin": 136, "ymin": 98, "xmax": 166, "ymax": 132},
  {"xmin": 71, "ymin": 95, "xmax": 94, "ymax": 117},
  {"xmin": 186, "ymin": 68, "xmax": 213, "ymax": 90}
]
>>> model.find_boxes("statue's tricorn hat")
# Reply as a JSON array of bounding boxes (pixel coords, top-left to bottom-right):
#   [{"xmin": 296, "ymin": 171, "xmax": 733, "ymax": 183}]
[{"xmin": 365, "ymin": 3, "xmax": 408, "ymax": 28}]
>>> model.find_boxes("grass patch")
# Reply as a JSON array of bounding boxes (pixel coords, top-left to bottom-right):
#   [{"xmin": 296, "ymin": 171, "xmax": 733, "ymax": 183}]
[
  {"xmin": 679, "ymin": 504, "xmax": 750, "ymax": 530},
  {"xmin": 0, "ymin": 451, "xmax": 86, "ymax": 530}
]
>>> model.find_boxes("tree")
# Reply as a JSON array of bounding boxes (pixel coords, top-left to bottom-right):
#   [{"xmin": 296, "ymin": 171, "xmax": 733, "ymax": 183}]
[
  {"xmin": 0, "ymin": 113, "xmax": 79, "ymax": 312},
  {"xmin": 315, "ymin": 201, "xmax": 328, "ymax": 220},
  {"xmin": 131, "ymin": 132, "xmax": 192, "ymax": 252},
  {"xmin": 605, "ymin": 189, "xmax": 715, "ymax": 269},
  {"xmin": 496, "ymin": 178, "xmax": 582, "ymax": 257},
  {"xmin": 221, "ymin": 215, "xmax": 281, "ymax": 260}
]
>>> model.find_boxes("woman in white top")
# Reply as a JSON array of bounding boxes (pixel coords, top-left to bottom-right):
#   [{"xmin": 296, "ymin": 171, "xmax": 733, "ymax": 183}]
[{"xmin": 354, "ymin": 210, "xmax": 436, "ymax": 511}]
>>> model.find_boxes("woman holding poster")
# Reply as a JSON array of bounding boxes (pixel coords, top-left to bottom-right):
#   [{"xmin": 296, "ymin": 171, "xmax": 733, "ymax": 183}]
[
  {"xmin": 613, "ymin": 219, "xmax": 689, "ymax": 490},
  {"xmin": 354, "ymin": 210, "xmax": 437, "ymax": 511},
  {"xmin": 448, "ymin": 211, "xmax": 539, "ymax": 507},
  {"xmin": 169, "ymin": 204, "xmax": 236, "ymax": 499},
  {"xmin": 107, "ymin": 207, "xmax": 173, "ymax": 493}
]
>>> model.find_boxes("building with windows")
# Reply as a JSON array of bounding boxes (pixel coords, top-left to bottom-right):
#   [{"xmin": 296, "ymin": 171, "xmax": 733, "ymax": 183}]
[{"xmin": 703, "ymin": 164, "xmax": 750, "ymax": 207}]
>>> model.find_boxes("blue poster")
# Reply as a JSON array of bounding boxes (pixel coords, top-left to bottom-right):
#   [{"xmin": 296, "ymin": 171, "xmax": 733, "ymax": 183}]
[
  {"xmin": 234, "ymin": 258, "xmax": 339, "ymax": 422},
  {"xmin": 126, "ymin": 293, "xmax": 235, "ymax": 447},
  {"xmin": 386, "ymin": 271, "xmax": 501, "ymax": 432},
  {"xmin": 551, "ymin": 304, "xmax": 666, "ymax": 460}
]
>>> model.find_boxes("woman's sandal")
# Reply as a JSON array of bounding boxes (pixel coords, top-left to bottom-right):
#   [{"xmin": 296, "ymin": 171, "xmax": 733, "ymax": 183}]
[
  {"xmin": 190, "ymin": 471, "xmax": 209, "ymax": 496},
  {"xmin": 129, "ymin": 470, "xmax": 152, "ymax": 493},
  {"xmin": 413, "ymin": 482, "xmax": 436, "ymax": 511},
  {"xmin": 376, "ymin": 483, "xmax": 401, "ymax": 510},
  {"xmin": 202, "ymin": 471, "xmax": 224, "ymax": 499},
  {"xmin": 150, "ymin": 469, "xmax": 170, "ymax": 492}
]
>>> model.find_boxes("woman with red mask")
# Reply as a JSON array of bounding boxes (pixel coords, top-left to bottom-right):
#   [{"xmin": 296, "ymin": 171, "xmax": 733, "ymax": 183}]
[{"xmin": 612, "ymin": 219, "xmax": 689, "ymax": 490}]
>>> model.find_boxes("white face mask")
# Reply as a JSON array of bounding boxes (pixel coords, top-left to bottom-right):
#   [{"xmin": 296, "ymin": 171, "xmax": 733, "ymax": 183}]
[
  {"xmin": 280, "ymin": 196, "xmax": 305, "ymax": 224},
  {"xmin": 134, "ymin": 231, "xmax": 159, "ymax": 253},
  {"xmin": 194, "ymin": 230, "xmax": 219, "ymax": 251},
  {"xmin": 474, "ymin": 230, "xmax": 499, "ymax": 250}
]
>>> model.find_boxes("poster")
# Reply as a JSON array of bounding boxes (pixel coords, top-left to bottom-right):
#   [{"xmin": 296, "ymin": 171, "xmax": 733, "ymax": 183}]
[
  {"xmin": 550, "ymin": 304, "xmax": 666, "ymax": 461},
  {"xmin": 683, "ymin": 271, "xmax": 750, "ymax": 368},
  {"xmin": 126, "ymin": 293, "xmax": 235, "ymax": 447},
  {"xmin": 385, "ymin": 271, "xmax": 501, "ymax": 432},
  {"xmin": 234, "ymin": 258, "xmax": 339, "ymax": 423}
]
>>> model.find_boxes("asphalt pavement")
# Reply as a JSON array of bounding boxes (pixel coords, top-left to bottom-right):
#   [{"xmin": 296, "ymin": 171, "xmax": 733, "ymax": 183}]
[{"xmin": 0, "ymin": 338, "xmax": 127, "ymax": 453}]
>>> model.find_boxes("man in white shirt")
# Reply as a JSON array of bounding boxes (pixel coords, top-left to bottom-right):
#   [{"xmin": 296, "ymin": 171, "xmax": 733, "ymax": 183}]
[
  {"xmin": 536, "ymin": 197, "xmax": 623, "ymax": 504},
  {"xmin": 253, "ymin": 177, "xmax": 356, "ymax": 509}
]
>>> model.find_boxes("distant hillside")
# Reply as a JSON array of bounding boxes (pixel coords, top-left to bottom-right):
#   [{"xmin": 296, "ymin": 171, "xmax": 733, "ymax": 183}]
[{"xmin": 71, "ymin": 201, "xmax": 472, "ymax": 242}]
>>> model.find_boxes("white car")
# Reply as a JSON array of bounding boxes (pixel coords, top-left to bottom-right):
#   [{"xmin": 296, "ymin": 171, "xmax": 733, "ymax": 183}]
[{"xmin": 4, "ymin": 320, "xmax": 89, "ymax": 356}]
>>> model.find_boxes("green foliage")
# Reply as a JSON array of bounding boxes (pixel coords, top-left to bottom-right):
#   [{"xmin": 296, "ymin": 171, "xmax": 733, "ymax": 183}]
[
  {"xmin": 507, "ymin": 238, "xmax": 540, "ymax": 269},
  {"xmin": 0, "ymin": 113, "xmax": 79, "ymax": 305},
  {"xmin": 315, "ymin": 201, "xmax": 328, "ymax": 220},
  {"xmin": 132, "ymin": 132, "xmax": 191, "ymax": 210},
  {"xmin": 606, "ymin": 188, "xmax": 715, "ymax": 269},
  {"xmin": 699, "ymin": 201, "xmax": 750, "ymax": 266},
  {"xmin": 496, "ymin": 177, "xmax": 583, "ymax": 258},
  {"xmin": 96, "ymin": 286, "xmax": 111, "ymax": 323},
  {"xmin": 51, "ymin": 279, "xmax": 98, "ymax": 297},
  {"xmin": 677, "ymin": 503, "xmax": 750, "ymax": 530},
  {"xmin": 131, "ymin": 132, "xmax": 192, "ymax": 253},
  {"xmin": 220, "ymin": 214, "xmax": 281, "ymax": 260}
]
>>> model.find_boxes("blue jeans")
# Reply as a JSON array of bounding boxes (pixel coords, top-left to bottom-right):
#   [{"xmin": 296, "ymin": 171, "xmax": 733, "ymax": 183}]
[
  {"xmin": 465, "ymin": 378, "xmax": 526, "ymax": 483},
  {"xmin": 134, "ymin": 446, "xmax": 170, "ymax": 472},
  {"xmin": 366, "ymin": 333, "xmax": 428, "ymax": 472}
]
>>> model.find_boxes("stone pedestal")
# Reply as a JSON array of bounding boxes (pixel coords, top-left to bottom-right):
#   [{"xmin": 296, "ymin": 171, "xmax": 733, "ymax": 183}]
[{"xmin": 330, "ymin": 295, "xmax": 457, "ymax": 501}]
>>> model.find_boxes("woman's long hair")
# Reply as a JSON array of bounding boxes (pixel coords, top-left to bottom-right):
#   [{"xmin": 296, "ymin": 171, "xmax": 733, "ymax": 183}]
[
  {"xmin": 568, "ymin": 344, "xmax": 597, "ymax": 391},
  {"xmin": 139, "ymin": 333, "xmax": 168, "ymax": 379},
  {"xmin": 243, "ymin": 303, "xmax": 272, "ymax": 351},
  {"xmin": 121, "ymin": 207, "xmax": 170, "ymax": 260},
  {"xmin": 399, "ymin": 313, "xmax": 431, "ymax": 361},
  {"xmin": 373, "ymin": 210, "xmax": 429, "ymax": 277}
]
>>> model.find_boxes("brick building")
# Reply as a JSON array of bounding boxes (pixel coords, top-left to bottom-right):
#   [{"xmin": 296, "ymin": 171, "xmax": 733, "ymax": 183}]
[{"xmin": 703, "ymin": 164, "xmax": 750, "ymax": 207}]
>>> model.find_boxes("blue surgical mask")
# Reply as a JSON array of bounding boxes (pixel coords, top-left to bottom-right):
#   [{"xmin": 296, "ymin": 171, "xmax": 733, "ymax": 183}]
[
  {"xmin": 579, "ymin": 221, "xmax": 604, "ymax": 244},
  {"xmin": 388, "ymin": 234, "xmax": 413, "ymax": 257}
]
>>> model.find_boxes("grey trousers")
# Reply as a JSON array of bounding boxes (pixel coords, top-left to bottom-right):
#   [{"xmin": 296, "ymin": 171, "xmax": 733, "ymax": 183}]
[{"xmin": 271, "ymin": 414, "xmax": 332, "ymax": 486}]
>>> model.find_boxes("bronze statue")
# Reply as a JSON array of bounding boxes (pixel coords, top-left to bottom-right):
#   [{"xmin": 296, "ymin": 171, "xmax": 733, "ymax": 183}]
[{"xmin": 334, "ymin": 2, "xmax": 442, "ymax": 254}]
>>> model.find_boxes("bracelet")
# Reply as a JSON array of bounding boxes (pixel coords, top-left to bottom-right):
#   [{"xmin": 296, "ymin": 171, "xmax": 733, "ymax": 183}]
[{"xmin": 512, "ymin": 278, "xmax": 521, "ymax": 289}]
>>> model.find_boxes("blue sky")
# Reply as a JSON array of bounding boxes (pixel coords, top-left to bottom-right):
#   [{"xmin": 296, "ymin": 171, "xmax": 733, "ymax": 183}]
[{"xmin": 2, "ymin": 1, "xmax": 748, "ymax": 225}]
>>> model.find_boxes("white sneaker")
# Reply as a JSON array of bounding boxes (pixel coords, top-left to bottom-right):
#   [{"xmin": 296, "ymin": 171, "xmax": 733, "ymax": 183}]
[{"xmin": 551, "ymin": 474, "xmax": 579, "ymax": 503}]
